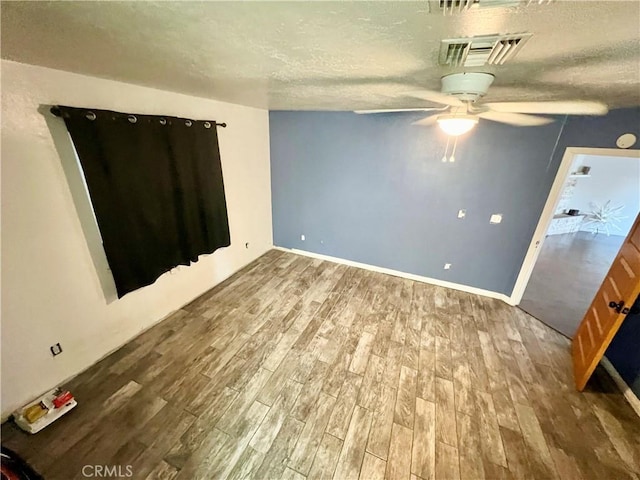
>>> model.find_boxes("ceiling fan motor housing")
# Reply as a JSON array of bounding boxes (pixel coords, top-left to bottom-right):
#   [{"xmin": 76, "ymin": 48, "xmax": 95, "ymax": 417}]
[{"xmin": 441, "ymin": 72, "xmax": 495, "ymax": 102}]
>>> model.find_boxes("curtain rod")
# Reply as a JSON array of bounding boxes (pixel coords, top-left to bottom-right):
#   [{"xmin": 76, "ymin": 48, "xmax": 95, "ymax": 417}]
[{"xmin": 49, "ymin": 106, "xmax": 227, "ymax": 128}]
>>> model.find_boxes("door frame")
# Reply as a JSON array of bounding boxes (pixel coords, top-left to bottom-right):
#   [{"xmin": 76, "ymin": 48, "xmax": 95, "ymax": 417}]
[{"xmin": 510, "ymin": 146, "xmax": 640, "ymax": 306}]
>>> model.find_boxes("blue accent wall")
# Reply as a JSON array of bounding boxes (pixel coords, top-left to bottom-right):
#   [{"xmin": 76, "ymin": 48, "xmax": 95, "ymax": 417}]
[{"xmin": 270, "ymin": 108, "xmax": 640, "ymax": 295}]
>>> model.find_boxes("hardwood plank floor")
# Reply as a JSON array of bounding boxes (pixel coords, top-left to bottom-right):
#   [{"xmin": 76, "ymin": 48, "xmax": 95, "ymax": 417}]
[
  {"xmin": 3, "ymin": 250, "xmax": 640, "ymax": 480},
  {"xmin": 519, "ymin": 231, "xmax": 625, "ymax": 337}
]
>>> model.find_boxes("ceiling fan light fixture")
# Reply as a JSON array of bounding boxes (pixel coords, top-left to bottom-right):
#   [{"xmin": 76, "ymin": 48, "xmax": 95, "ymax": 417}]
[{"xmin": 437, "ymin": 114, "xmax": 478, "ymax": 136}]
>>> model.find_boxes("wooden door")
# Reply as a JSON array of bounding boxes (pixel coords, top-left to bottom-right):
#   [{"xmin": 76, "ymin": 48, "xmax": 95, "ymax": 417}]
[{"xmin": 573, "ymin": 213, "xmax": 640, "ymax": 391}]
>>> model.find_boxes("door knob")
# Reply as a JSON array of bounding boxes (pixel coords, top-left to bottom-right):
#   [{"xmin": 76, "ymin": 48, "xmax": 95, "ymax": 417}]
[{"xmin": 609, "ymin": 300, "xmax": 630, "ymax": 314}]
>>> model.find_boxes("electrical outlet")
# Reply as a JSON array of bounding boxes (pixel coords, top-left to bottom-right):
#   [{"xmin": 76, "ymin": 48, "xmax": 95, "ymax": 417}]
[
  {"xmin": 490, "ymin": 214, "xmax": 503, "ymax": 224},
  {"xmin": 457, "ymin": 209, "xmax": 466, "ymax": 219},
  {"xmin": 50, "ymin": 343, "xmax": 63, "ymax": 356},
  {"xmin": 444, "ymin": 263, "xmax": 452, "ymax": 270},
  {"xmin": 301, "ymin": 234, "xmax": 305, "ymax": 241}
]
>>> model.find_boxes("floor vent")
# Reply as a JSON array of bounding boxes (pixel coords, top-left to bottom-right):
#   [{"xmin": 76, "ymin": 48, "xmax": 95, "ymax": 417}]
[{"xmin": 439, "ymin": 33, "xmax": 532, "ymax": 67}]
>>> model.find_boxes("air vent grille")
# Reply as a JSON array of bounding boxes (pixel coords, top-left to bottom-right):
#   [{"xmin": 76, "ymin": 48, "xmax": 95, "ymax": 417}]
[
  {"xmin": 439, "ymin": 33, "xmax": 532, "ymax": 67},
  {"xmin": 436, "ymin": 0, "xmax": 552, "ymax": 14},
  {"xmin": 443, "ymin": 42, "xmax": 471, "ymax": 66},
  {"xmin": 439, "ymin": 0, "xmax": 480, "ymax": 14}
]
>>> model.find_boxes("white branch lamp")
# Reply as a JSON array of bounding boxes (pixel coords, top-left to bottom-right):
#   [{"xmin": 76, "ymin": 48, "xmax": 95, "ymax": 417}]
[{"xmin": 437, "ymin": 114, "xmax": 478, "ymax": 136}]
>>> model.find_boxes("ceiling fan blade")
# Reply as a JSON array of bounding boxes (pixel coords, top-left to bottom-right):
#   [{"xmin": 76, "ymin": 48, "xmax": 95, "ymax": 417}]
[
  {"xmin": 483, "ymin": 101, "xmax": 608, "ymax": 115},
  {"xmin": 411, "ymin": 115, "xmax": 440, "ymax": 126},
  {"xmin": 354, "ymin": 108, "xmax": 445, "ymax": 114},
  {"xmin": 478, "ymin": 111, "xmax": 555, "ymax": 126},
  {"xmin": 404, "ymin": 90, "xmax": 463, "ymax": 107}
]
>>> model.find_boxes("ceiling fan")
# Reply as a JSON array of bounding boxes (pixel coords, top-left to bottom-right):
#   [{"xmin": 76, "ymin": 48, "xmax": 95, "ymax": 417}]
[{"xmin": 354, "ymin": 72, "xmax": 609, "ymax": 136}]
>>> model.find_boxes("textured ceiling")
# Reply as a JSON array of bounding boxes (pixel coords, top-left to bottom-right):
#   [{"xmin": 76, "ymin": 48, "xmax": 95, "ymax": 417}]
[{"xmin": 2, "ymin": 1, "xmax": 639, "ymax": 110}]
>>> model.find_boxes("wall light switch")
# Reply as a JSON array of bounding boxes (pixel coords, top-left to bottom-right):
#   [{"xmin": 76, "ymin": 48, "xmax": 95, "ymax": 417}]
[
  {"xmin": 490, "ymin": 214, "xmax": 503, "ymax": 224},
  {"xmin": 301, "ymin": 234, "xmax": 305, "ymax": 241},
  {"xmin": 458, "ymin": 209, "xmax": 466, "ymax": 219},
  {"xmin": 444, "ymin": 263, "xmax": 452, "ymax": 270}
]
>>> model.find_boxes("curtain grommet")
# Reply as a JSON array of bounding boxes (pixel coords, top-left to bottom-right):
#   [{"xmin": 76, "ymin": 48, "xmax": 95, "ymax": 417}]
[
  {"xmin": 185, "ymin": 120, "xmax": 192, "ymax": 127},
  {"xmin": 159, "ymin": 118, "xmax": 167, "ymax": 125},
  {"xmin": 128, "ymin": 115, "xmax": 137, "ymax": 124},
  {"xmin": 86, "ymin": 111, "xmax": 97, "ymax": 121},
  {"xmin": 204, "ymin": 122, "xmax": 211, "ymax": 129}
]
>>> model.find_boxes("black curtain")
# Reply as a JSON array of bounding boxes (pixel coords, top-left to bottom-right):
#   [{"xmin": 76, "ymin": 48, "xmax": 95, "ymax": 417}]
[{"xmin": 58, "ymin": 106, "xmax": 230, "ymax": 298}]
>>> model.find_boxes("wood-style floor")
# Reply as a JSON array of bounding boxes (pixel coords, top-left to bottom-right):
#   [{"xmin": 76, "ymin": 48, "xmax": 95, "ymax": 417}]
[
  {"xmin": 3, "ymin": 250, "xmax": 640, "ymax": 480},
  {"xmin": 519, "ymin": 232, "xmax": 625, "ymax": 338}
]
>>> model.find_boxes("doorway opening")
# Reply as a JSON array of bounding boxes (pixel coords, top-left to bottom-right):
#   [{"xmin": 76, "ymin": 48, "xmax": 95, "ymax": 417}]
[{"xmin": 513, "ymin": 148, "xmax": 640, "ymax": 338}]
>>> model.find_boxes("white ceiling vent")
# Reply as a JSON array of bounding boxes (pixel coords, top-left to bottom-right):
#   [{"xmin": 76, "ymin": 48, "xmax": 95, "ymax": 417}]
[
  {"xmin": 436, "ymin": 0, "xmax": 553, "ymax": 15},
  {"xmin": 439, "ymin": 33, "xmax": 532, "ymax": 67}
]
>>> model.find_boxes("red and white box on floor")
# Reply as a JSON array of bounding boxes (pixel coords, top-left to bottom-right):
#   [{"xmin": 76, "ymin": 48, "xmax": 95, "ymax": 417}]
[{"xmin": 13, "ymin": 388, "xmax": 77, "ymax": 434}]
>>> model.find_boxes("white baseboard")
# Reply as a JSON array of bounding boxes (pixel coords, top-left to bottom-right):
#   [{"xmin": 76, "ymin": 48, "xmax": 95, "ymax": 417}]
[
  {"xmin": 601, "ymin": 356, "xmax": 640, "ymax": 418},
  {"xmin": 275, "ymin": 246, "xmax": 514, "ymax": 305}
]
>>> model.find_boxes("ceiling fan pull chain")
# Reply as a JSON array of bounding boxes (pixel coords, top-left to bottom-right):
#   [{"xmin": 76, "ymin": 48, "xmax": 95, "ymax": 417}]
[
  {"xmin": 442, "ymin": 135, "xmax": 451, "ymax": 162},
  {"xmin": 449, "ymin": 136, "xmax": 458, "ymax": 163}
]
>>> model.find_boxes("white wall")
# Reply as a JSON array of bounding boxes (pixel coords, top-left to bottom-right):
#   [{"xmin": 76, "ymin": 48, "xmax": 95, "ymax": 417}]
[
  {"xmin": 0, "ymin": 61, "xmax": 273, "ymax": 419},
  {"xmin": 570, "ymin": 154, "xmax": 640, "ymax": 235}
]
